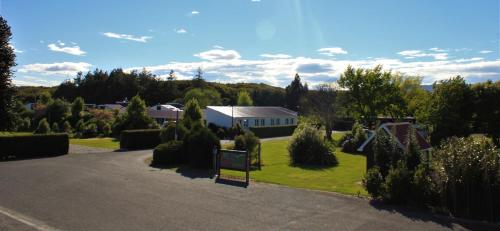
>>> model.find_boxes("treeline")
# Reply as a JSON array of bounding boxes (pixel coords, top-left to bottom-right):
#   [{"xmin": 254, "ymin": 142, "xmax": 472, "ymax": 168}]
[{"xmin": 49, "ymin": 68, "xmax": 285, "ymax": 106}]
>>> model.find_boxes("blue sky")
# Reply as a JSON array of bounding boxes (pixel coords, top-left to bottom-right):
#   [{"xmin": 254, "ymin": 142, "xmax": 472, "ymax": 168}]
[{"xmin": 3, "ymin": 0, "xmax": 499, "ymax": 87}]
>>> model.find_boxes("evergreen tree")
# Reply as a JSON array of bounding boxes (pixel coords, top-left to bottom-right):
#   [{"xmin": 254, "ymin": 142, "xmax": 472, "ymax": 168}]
[
  {"xmin": 167, "ymin": 70, "xmax": 176, "ymax": 81},
  {"xmin": 35, "ymin": 118, "xmax": 51, "ymax": 134},
  {"xmin": 182, "ymin": 98, "xmax": 203, "ymax": 130},
  {"xmin": 237, "ymin": 91, "xmax": 253, "ymax": 106},
  {"xmin": 71, "ymin": 97, "xmax": 85, "ymax": 122},
  {"xmin": 0, "ymin": 16, "xmax": 16, "ymax": 130},
  {"xmin": 285, "ymin": 73, "xmax": 307, "ymax": 112}
]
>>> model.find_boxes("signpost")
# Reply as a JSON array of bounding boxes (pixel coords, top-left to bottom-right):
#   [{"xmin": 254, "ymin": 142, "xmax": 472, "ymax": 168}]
[{"xmin": 215, "ymin": 149, "xmax": 250, "ymax": 186}]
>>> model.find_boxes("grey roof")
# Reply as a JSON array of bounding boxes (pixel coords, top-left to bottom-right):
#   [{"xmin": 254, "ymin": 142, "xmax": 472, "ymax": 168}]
[{"xmin": 207, "ymin": 106, "xmax": 297, "ymax": 118}]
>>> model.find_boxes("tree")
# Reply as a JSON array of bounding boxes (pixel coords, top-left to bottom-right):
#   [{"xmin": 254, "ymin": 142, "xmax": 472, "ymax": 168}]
[
  {"xmin": 112, "ymin": 95, "xmax": 156, "ymax": 133},
  {"xmin": 45, "ymin": 99, "xmax": 70, "ymax": 125},
  {"xmin": 285, "ymin": 73, "xmax": 307, "ymax": 112},
  {"xmin": 35, "ymin": 118, "xmax": 50, "ymax": 134},
  {"xmin": 167, "ymin": 70, "xmax": 176, "ymax": 81},
  {"xmin": 182, "ymin": 98, "xmax": 203, "ymax": 130},
  {"xmin": 192, "ymin": 67, "xmax": 206, "ymax": 88},
  {"xmin": 393, "ymin": 74, "xmax": 430, "ymax": 122},
  {"xmin": 71, "ymin": 97, "xmax": 84, "ymax": 122},
  {"xmin": 237, "ymin": 91, "xmax": 253, "ymax": 106},
  {"xmin": 338, "ymin": 65, "xmax": 404, "ymax": 127},
  {"xmin": 0, "ymin": 16, "xmax": 16, "ymax": 130},
  {"xmin": 471, "ymin": 80, "xmax": 500, "ymax": 145},
  {"xmin": 429, "ymin": 76, "xmax": 473, "ymax": 145},
  {"xmin": 304, "ymin": 84, "xmax": 339, "ymax": 139},
  {"xmin": 184, "ymin": 88, "xmax": 221, "ymax": 108}
]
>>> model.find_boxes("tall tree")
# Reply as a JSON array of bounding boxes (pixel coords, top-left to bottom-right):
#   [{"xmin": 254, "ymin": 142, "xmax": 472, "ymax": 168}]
[
  {"xmin": 429, "ymin": 76, "xmax": 473, "ymax": 145},
  {"xmin": 236, "ymin": 91, "xmax": 253, "ymax": 106},
  {"xmin": 285, "ymin": 73, "xmax": 307, "ymax": 112},
  {"xmin": 167, "ymin": 70, "xmax": 176, "ymax": 81},
  {"xmin": 0, "ymin": 16, "xmax": 16, "ymax": 130},
  {"xmin": 304, "ymin": 84, "xmax": 338, "ymax": 139},
  {"xmin": 338, "ymin": 65, "xmax": 403, "ymax": 127},
  {"xmin": 184, "ymin": 88, "xmax": 221, "ymax": 108},
  {"xmin": 182, "ymin": 98, "xmax": 203, "ymax": 130}
]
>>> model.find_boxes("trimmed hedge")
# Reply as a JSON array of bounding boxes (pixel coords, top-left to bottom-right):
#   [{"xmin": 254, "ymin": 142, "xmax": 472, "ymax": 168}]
[
  {"xmin": 249, "ymin": 125, "xmax": 297, "ymax": 138},
  {"xmin": 0, "ymin": 133, "xmax": 69, "ymax": 159},
  {"xmin": 153, "ymin": 140, "xmax": 185, "ymax": 165},
  {"xmin": 120, "ymin": 129, "xmax": 161, "ymax": 150}
]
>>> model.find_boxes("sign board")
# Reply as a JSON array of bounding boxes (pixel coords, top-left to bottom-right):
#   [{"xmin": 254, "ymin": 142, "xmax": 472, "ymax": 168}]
[
  {"xmin": 215, "ymin": 149, "xmax": 250, "ymax": 185},
  {"xmin": 220, "ymin": 150, "xmax": 247, "ymax": 171}
]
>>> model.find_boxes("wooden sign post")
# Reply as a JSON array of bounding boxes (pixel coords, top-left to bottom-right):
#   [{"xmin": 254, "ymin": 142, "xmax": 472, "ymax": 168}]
[{"xmin": 216, "ymin": 149, "xmax": 250, "ymax": 186}]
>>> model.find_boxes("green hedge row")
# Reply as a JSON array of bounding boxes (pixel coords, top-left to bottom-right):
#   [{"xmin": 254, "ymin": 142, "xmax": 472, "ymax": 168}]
[
  {"xmin": 120, "ymin": 129, "xmax": 162, "ymax": 150},
  {"xmin": 249, "ymin": 125, "xmax": 297, "ymax": 138},
  {"xmin": 0, "ymin": 133, "xmax": 69, "ymax": 159}
]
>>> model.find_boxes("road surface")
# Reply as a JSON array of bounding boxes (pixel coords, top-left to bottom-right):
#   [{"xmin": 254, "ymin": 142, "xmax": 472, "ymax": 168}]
[{"xmin": 0, "ymin": 149, "xmax": 497, "ymax": 230}]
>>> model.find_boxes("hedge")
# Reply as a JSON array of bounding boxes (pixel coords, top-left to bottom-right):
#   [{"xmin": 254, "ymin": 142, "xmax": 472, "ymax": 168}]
[
  {"xmin": 0, "ymin": 133, "xmax": 69, "ymax": 159},
  {"xmin": 249, "ymin": 125, "xmax": 297, "ymax": 138},
  {"xmin": 120, "ymin": 129, "xmax": 162, "ymax": 150},
  {"xmin": 153, "ymin": 140, "xmax": 185, "ymax": 165}
]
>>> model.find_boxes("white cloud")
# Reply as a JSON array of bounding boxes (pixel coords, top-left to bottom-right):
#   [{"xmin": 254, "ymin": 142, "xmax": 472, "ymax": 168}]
[
  {"xmin": 318, "ymin": 47, "xmax": 348, "ymax": 56},
  {"xmin": 47, "ymin": 41, "xmax": 86, "ymax": 56},
  {"xmin": 175, "ymin": 28, "xmax": 187, "ymax": 34},
  {"xmin": 18, "ymin": 62, "xmax": 92, "ymax": 76},
  {"xmin": 13, "ymin": 76, "xmax": 60, "ymax": 87},
  {"xmin": 190, "ymin": 10, "xmax": 199, "ymax": 15},
  {"xmin": 102, "ymin": 32, "xmax": 152, "ymax": 43},
  {"xmin": 213, "ymin": 45, "xmax": 224, "ymax": 49},
  {"xmin": 397, "ymin": 49, "xmax": 448, "ymax": 60},
  {"xmin": 127, "ymin": 50, "xmax": 499, "ymax": 87},
  {"xmin": 194, "ymin": 49, "xmax": 241, "ymax": 61},
  {"xmin": 479, "ymin": 50, "xmax": 493, "ymax": 54},
  {"xmin": 260, "ymin": 54, "xmax": 292, "ymax": 59},
  {"xmin": 8, "ymin": 43, "xmax": 24, "ymax": 53},
  {"xmin": 251, "ymin": 0, "xmax": 261, "ymax": 2},
  {"xmin": 429, "ymin": 47, "xmax": 447, "ymax": 52}
]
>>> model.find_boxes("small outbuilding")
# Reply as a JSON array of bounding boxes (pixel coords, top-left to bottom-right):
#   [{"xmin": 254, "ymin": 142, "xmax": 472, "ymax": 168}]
[
  {"xmin": 148, "ymin": 104, "xmax": 183, "ymax": 125},
  {"xmin": 357, "ymin": 122, "xmax": 431, "ymax": 169}
]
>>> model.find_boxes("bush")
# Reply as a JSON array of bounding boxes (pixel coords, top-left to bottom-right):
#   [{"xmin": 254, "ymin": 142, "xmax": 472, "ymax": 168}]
[
  {"xmin": 102, "ymin": 123, "xmax": 111, "ymax": 137},
  {"xmin": 434, "ymin": 136, "xmax": 500, "ymax": 221},
  {"xmin": 120, "ymin": 129, "xmax": 162, "ymax": 150},
  {"xmin": 160, "ymin": 122, "xmax": 188, "ymax": 143},
  {"xmin": 153, "ymin": 140, "xmax": 185, "ymax": 165},
  {"xmin": 63, "ymin": 121, "xmax": 72, "ymax": 133},
  {"xmin": 51, "ymin": 122, "xmax": 59, "ymax": 132},
  {"xmin": 341, "ymin": 121, "xmax": 367, "ymax": 153},
  {"xmin": 364, "ymin": 166, "xmax": 384, "ymax": 199},
  {"xmin": 227, "ymin": 124, "xmax": 244, "ymax": 139},
  {"xmin": 288, "ymin": 125, "xmax": 337, "ymax": 166},
  {"xmin": 234, "ymin": 131, "xmax": 261, "ymax": 165},
  {"xmin": 383, "ymin": 162, "xmax": 412, "ymax": 204},
  {"xmin": 249, "ymin": 125, "xmax": 297, "ymax": 138},
  {"xmin": 207, "ymin": 123, "xmax": 227, "ymax": 139},
  {"xmin": 75, "ymin": 119, "xmax": 84, "ymax": 136},
  {"xmin": 35, "ymin": 118, "xmax": 51, "ymax": 134},
  {"xmin": 184, "ymin": 127, "xmax": 220, "ymax": 169},
  {"xmin": 0, "ymin": 133, "xmax": 69, "ymax": 159},
  {"xmin": 82, "ymin": 122, "xmax": 98, "ymax": 138}
]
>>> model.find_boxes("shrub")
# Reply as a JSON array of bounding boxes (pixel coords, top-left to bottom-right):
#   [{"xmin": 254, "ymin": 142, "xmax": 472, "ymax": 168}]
[
  {"xmin": 249, "ymin": 125, "xmax": 297, "ymax": 138},
  {"xmin": 153, "ymin": 140, "xmax": 185, "ymax": 165},
  {"xmin": 288, "ymin": 125, "xmax": 337, "ymax": 166},
  {"xmin": 434, "ymin": 136, "xmax": 500, "ymax": 221},
  {"xmin": 412, "ymin": 164, "xmax": 439, "ymax": 206},
  {"xmin": 51, "ymin": 122, "xmax": 59, "ymax": 132},
  {"xmin": 234, "ymin": 131, "xmax": 261, "ymax": 165},
  {"xmin": 120, "ymin": 129, "xmax": 162, "ymax": 150},
  {"xmin": 35, "ymin": 118, "xmax": 51, "ymax": 134},
  {"xmin": 102, "ymin": 123, "xmax": 111, "ymax": 137},
  {"xmin": 75, "ymin": 119, "xmax": 84, "ymax": 136},
  {"xmin": 341, "ymin": 121, "xmax": 367, "ymax": 153},
  {"xmin": 364, "ymin": 166, "xmax": 384, "ymax": 199},
  {"xmin": 383, "ymin": 162, "xmax": 412, "ymax": 204},
  {"xmin": 160, "ymin": 122, "xmax": 188, "ymax": 143},
  {"xmin": 0, "ymin": 133, "xmax": 69, "ymax": 159},
  {"xmin": 227, "ymin": 123, "xmax": 244, "ymax": 139},
  {"xmin": 82, "ymin": 122, "xmax": 98, "ymax": 138},
  {"xmin": 184, "ymin": 127, "xmax": 220, "ymax": 169},
  {"xmin": 373, "ymin": 128, "xmax": 404, "ymax": 177},
  {"xmin": 207, "ymin": 123, "xmax": 227, "ymax": 139},
  {"xmin": 62, "ymin": 121, "xmax": 72, "ymax": 133},
  {"xmin": 112, "ymin": 95, "xmax": 157, "ymax": 134}
]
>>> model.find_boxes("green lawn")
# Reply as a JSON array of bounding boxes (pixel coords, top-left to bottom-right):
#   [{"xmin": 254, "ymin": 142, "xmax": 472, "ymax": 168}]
[
  {"xmin": 222, "ymin": 135, "xmax": 368, "ymax": 196},
  {"xmin": 70, "ymin": 137, "xmax": 120, "ymax": 150}
]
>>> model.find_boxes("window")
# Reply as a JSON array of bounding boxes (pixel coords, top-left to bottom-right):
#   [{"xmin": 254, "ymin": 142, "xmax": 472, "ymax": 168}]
[
  {"xmin": 156, "ymin": 105, "xmax": 161, "ymax": 111},
  {"xmin": 271, "ymin": 119, "xmax": 274, "ymax": 125},
  {"xmin": 243, "ymin": 120, "xmax": 249, "ymax": 127},
  {"xmin": 261, "ymin": 119, "xmax": 265, "ymax": 126},
  {"xmin": 285, "ymin": 118, "xmax": 289, "ymax": 125},
  {"xmin": 255, "ymin": 119, "xmax": 259, "ymax": 126},
  {"xmin": 276, "ymin": 118, "xmax": 280, "ymax": 125},
  {"xmin": 290, "ymin": 118, "xmax": 294, "ymax": 125}
]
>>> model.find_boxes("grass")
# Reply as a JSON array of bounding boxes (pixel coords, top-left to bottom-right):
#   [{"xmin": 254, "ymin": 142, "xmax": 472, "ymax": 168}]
[
  {"xmin": 222, "ymin": 133, "xmax": 368, "ymax": 196},
  {"xmin": 70, "ymin": 137, "xmax": 120, "ymax": 150},
  {"xmin": 0, "ymin": 132, "xmax": 33, "ymax": 136}
]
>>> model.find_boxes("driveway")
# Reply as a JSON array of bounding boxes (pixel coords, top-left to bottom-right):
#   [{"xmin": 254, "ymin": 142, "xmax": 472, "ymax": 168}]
[{"xmin": 0, "ymin": 150, "xmax": 497, "ymax": 231}]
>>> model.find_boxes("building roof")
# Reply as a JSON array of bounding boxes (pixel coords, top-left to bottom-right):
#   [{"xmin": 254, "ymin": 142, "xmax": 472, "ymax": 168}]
[
  {"xmin": 357, "ymin": 122, "xmax": 431, "ymax": 152},
  {"xmin": 150, "ymin": 105, "xmax": 182, "ymax": 111},
  {"xmin": 206, "ymin": 106, "xmax": 297, "ymax": 118}
]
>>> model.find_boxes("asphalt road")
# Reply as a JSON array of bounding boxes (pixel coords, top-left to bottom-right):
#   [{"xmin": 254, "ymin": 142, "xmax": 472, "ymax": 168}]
[{"xmin": 0, "ymin": 149, "xmax": 497, "ymax": 231}]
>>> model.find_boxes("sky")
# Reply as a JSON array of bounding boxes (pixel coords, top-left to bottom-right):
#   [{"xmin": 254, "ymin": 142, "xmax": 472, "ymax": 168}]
[{"xmin": 3, "ymin": 0, "xmax": 499, "ymax": 87}]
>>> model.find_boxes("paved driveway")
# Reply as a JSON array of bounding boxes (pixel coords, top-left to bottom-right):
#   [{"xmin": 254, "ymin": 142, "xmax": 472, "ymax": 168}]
[{"xmin": 0, "ymin": 150, "xmax": 497, "ymax": 231}]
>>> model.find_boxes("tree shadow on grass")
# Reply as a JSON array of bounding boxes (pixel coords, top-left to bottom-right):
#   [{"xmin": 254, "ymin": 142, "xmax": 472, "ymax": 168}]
[{"xmin": 369, "ymin": 200, "xmax": 499, "ymax": 230}]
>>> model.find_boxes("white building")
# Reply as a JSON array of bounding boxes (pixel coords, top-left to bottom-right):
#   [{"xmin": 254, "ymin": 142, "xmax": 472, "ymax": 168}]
[
  {"xmin": 148, "ymin": 104, "xmax": 183, "ymax": 125},
  {"xmin": 204, "ymin": 106, "xmax": 298, "ymax": 129}
]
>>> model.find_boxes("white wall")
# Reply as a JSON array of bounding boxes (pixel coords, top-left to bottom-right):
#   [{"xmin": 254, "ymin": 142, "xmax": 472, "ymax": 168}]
[
  {"xmin": 205, "ymin": 108, "xmax": 298, "ymax": 129},
  {"xmin": 204, "ymin": 108, "xmax": 233, "ymax": 128}
]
